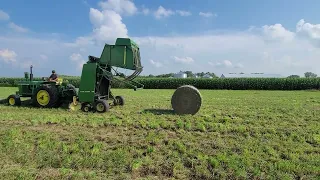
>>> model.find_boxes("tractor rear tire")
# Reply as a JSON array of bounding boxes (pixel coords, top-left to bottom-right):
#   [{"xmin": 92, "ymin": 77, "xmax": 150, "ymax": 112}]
[
  {"xmin": 32, "ymin": 85, "xmax": 60, "ymax": 108},
  {"xmin": 114, "ymin": 96, "xmax": 125, "ymax": 106},
  {"xmin": 94, "ymin": 99, "xmax": 109, "ymax": 113},
  {"xmin": 7, "ymin": 94, "xmax": 21, "ymax": 106}
]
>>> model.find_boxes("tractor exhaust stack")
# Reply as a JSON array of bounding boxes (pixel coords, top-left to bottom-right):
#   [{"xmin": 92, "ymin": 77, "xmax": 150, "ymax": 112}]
[{"xmin": 30, "ymin": 65, "xmax": 33, "ymax": 81}]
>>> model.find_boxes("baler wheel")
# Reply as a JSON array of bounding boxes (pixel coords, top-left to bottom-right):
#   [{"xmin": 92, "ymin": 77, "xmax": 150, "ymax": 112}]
[
  {"xmin": 94, "ymin": 99, "xmax": 109, "ymax": 113},
  {"xmin": 81, "ymin": 103, "xmax": 91, "ymax": 112},
  {"xmin": 114, "ymin": 96, "xmax": 125, "ymax": 106},
  {"xmin": 7, "ymin": 94, "xmax": 21, "ymax": 106}
]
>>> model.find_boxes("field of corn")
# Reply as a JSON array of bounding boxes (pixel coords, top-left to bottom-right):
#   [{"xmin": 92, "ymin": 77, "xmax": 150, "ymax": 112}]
[
  {"xmin": 0, "ymin": 86, "xmax": 319, "ymax": 179},
  {"xmin": 1, "ymin": 77, "xmax": 320, "ymax": 90}
]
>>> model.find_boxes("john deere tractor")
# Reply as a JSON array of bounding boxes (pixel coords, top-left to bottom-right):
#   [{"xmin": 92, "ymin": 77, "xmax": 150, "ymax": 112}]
[
  {"xmin": 7, "ymin": 38, "xmax": 143, "ymax": 113},
  {"xmin": 7, "ymin": 65, "xmax": 78, "ymax": 108}
]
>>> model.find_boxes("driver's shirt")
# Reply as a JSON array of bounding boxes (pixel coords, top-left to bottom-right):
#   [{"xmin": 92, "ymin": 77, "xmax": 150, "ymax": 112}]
[{"xmin": 50, "ymin": 73, "xmax": 58, "ymax": 80}]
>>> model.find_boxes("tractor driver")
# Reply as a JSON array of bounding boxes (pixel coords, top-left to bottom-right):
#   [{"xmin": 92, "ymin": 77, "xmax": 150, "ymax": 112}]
[{"xmin": 49, "ymin": 70, "xmax": 58, "ymax": 82}]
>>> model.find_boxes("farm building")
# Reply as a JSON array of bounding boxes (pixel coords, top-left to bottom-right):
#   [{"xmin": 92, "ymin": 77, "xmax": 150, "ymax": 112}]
[
  {"xmin": 220, "ymin": 73, "xmax": 283, "ymax": 78},
  {"xmin": 174, "ymin": 71, "xmax": 187, "ymax": 78}
]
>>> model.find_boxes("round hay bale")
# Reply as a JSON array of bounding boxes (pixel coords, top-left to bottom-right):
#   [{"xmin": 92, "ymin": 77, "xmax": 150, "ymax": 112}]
[{"xmin": 171, "ymin": 85, "xmax": 202, "ymax": 115}]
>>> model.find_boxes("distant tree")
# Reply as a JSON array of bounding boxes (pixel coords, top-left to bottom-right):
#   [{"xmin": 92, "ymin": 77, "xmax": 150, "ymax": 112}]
[
  {"xmin": 184, "ymin": 71, "xmax": 194, "ymax": 78},
  {"xmin": 205, "ymin": 72, "xmax": 217, "ymax": 78},
  {"xmin": 148, "ymin": 74, "xmax": 155, "ymax": 77},
  {"xmin": 287, "ymin": 75, "xmax": 300, "ymax": 78},
  {"xmin": 304, "ymin": 72, "xmax": 317, "ymax": 78},
  {"xmin": 156, "ymin": 73, "xmax": 174, "ymax": 78},
  {"xmin": 195, "ymin": 72, "xmax": 205, "ymax": 77}
]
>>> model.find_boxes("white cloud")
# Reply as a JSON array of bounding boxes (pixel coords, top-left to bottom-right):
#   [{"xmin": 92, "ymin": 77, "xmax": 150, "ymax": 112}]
[
  {"xmin": 208, "ymin": 60, "xmax": 233, "ymax": 68},
  {"xmin": 154, "ymin": 6, "xmax": 175, "ymax": 19},
  {"xmin": 199, "ymin": 12, "xmax": 217, "ymax": 18},
  {"xmin": 98, "ymin": 0, "xmax": 137, "ymax": 16},
  {"xmin": 0, "ymin": 49, "xmax": 17, "ymax": 63},
  {"xmin": 70, "ymin": 53, "xmax": 83, "ymax": 62},
  {"xmin": 223, "ymin": 60, "xmax": 232, "ymax": 67},
  {"xmin": 296, "ymin": 19, "xmax": 320, "ymax": 39},
  {"xmin": 176, "ymin": 10, "xmax": 192, "ymax": 16},
  {"xmin": 40, "ymin": 54, "xmax": 48, "ymax": 61},
  {"xmin": 149, "ymin": 59, "xmax": 163, "ymax": 68},
  {"xmin": 8, "ymin": 22, "xmax": 28, "ymax": 33},
  {"xmin": 69, "ymin": 53, "xmax": 86, "ymax": 70},
  {"xmin": 172, "ymin": 56, "xmax": 194, "ymax": 64},
  {"xmin": 89, "ymin": 8, "xmax": 128, "ymax": 43},
  {"xmin": 132, "ymin": 19, "xmax": 320, "ymax": 76},
  {"xmin": 262, "ymin": 23, "xmax": 294, "ymax": 42},
  {"xmin": 142, "ymin": 7, "xmax": 149, "ymax": 15},
  {"xmin": 153, "ymin": 6, "xmax": 191, "ymax": 19},
  {"xmin": 1, "ymin": 5, "xmax": 320, "ymax": 78},
  {"xmin": 0, "ymin": 10, "xmax": 10, "ymax": 21},
  {"xmin": 234, "ymin": 63, "xmax": 244, "ymax": 69},
  {"xmin": 296, "ymin": 19, "xmax": 320, "ymax": 46}
]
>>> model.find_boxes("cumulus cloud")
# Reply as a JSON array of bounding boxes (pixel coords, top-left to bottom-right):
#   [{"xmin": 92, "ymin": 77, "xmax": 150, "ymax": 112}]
[
  {"xmin": 1, "ymin": 2, "xmax": 320, "ymax": 77},
  {"xmin": 65, "ymin": 0, "xmax": 131, "ymax": 47},
  {"xmin": 0, "ymin": 49, "xmax": 17, "ymax": 63},
  {"xmin": 8, "ymin": 22, "xmax": 28, "ymax": 33},
  {"xmin": 208, "ymin": 60, "xmax": 233, "ymax": 68},
  {"xmin": 69, "ymin": 53, "xmax": 86, "ymax": 70},
  {"xmin": 154, "ymin": 6, "xmax": 175, "ymax": 19},
  {"xmin": 176, "ymin": 10, "xmax": 192, "ymax": 16},
  {"xmin": 153, "ymin": 6, "xmax": 191, "ymax": 19},
  {"xmin": 70, "ymin": 53, "xmax": 83, "ymax": 62},
  {"xmin": 149, "ymin": 59, "xmax": 163, "ymax": 68},
  {"xmin": 296, "ymin": 19, "xmax": 320, "ymax": 46},
  {"xmin": 199, "ymin": 12, "xmax": 217, "ymax": 18},
  {"xmin": 262, "ymin": 23, "xmax": 295, "ymax": 42},
  {"xmin": 89, "ymin": 7, "xmax": 128, "ymax": 43},
  {"xmin": 172, "ymin": 56, "xmax": 194, "ymax": 64},
  {"xmin": 0, "ymin": 10, "xmax": 9, "ymax": 21},
  {"xmin": 98, "ymin": 0, "xmax": 137, "ymax": 16}
]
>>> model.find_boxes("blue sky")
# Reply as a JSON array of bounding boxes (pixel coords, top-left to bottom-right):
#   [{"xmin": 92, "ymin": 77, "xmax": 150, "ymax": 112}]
[{"xmin": 0, "ymin": 0, "xmax": 320, "ymax": 77}]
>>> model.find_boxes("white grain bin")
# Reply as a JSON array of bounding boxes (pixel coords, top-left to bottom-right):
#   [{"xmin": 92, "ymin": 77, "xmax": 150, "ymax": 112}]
[{"xmin": 174, "ymin": 71, "xmax": 187, "ymax": 78}]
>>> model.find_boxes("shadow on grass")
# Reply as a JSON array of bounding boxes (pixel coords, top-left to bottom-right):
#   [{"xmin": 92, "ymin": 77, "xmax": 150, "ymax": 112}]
[
  {"xmin": 143, "ymin": 109, "xmax": 175, "ymax": 115},
  {"xmin": 0, "ymin": 98, "xmax": 70, "ymax": 110}
]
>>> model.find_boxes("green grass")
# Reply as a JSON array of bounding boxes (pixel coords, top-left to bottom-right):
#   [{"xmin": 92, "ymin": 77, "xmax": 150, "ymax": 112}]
[{"xmin": 0, "ymin": 87, "xmax": 319, "ymax": 179}]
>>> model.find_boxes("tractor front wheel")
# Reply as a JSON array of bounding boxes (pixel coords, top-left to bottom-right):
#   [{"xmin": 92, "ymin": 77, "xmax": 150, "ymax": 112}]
[
  {"xmin": 7, "ymin": 94, "xmax": 21, "ymax": 106},
  {"xmin": 94, "ymin": 99, "xmax": 109, "ymax": 113}
]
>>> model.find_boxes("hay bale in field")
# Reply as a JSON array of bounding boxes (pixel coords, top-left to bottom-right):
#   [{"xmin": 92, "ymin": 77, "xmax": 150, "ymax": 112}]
[{"xmin": 171, "ymin": 85, "xmax": 202, "ymax": 115}]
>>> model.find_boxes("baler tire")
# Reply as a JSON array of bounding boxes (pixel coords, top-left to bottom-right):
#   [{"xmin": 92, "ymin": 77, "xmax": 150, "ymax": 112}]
[
  {"xmin": 81, "ymin": 103, "xmax": 91, "ymax": 112},
  {"xmin": 7, "ymin": 94, "xmax": 21, "ymax": 106},
  {"xmin": 32, "ymin": 85, "xmax": 60, "ymax": 108},
  {"xmin": 94, "ymin": 99, "xmax": 109, "ymax": 113},
  {"xmin": 115, "ymin": 96, "xmax": 125, "ymax": 106}
]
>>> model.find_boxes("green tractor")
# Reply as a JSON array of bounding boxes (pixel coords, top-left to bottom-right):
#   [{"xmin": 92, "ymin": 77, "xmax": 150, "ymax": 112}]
[
  {"xmin": 7, "ymin": 65, "xmax": 78, "ymax": 108},
  {"xmin": 7, "ymin": 37, "xmax": 144, "ymax": 113}
]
